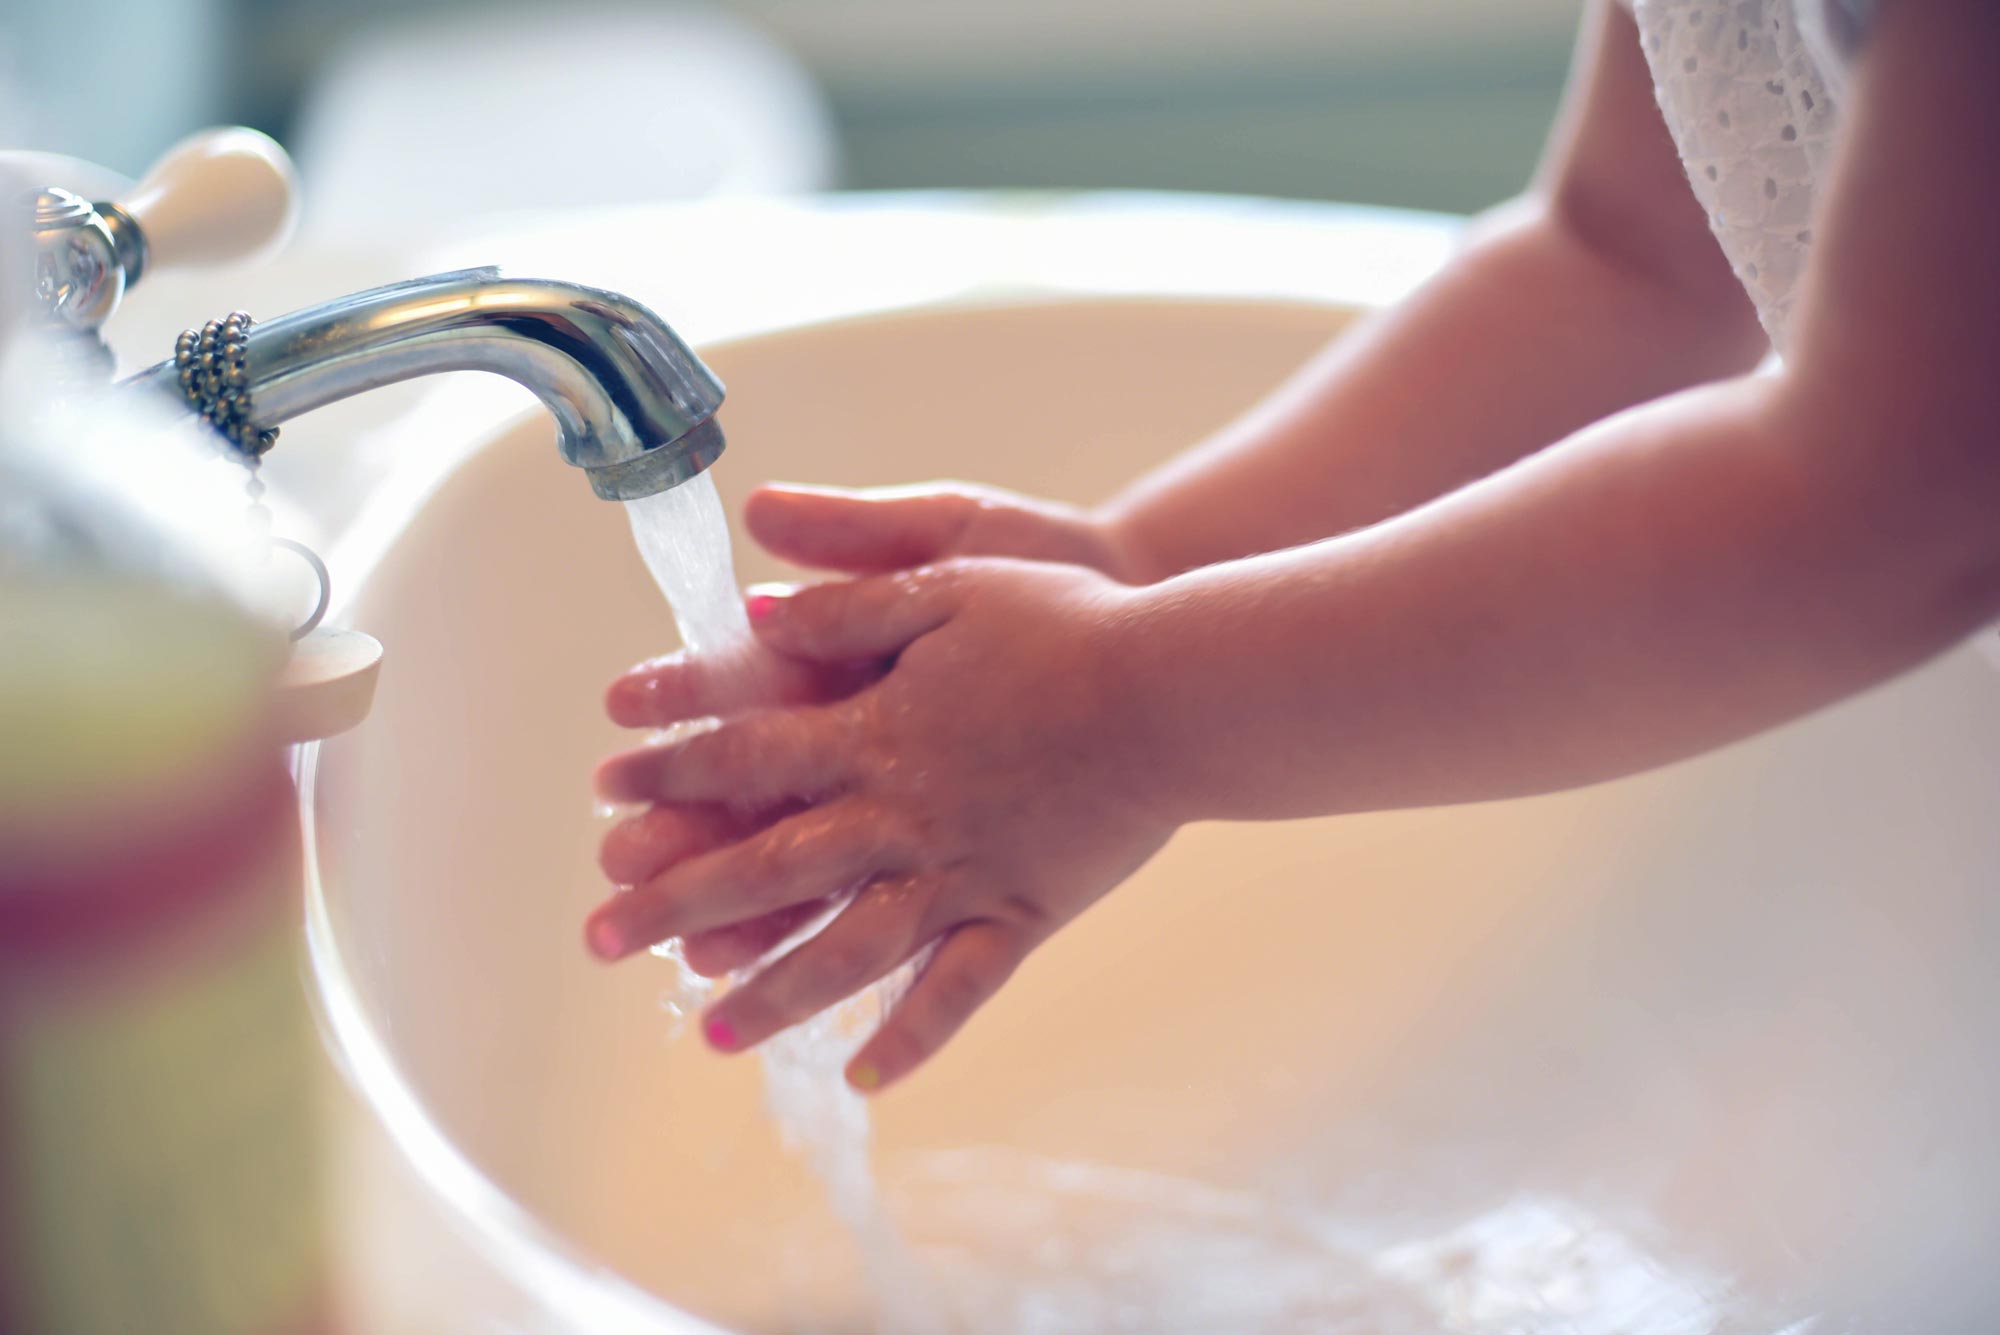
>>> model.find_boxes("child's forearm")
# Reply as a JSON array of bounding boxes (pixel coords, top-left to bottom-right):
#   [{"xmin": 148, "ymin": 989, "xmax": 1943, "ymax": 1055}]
[
  {"xmin": 1099, "ymin": 201, "xmax": 1767, "ymax": 582},
  {"xmin": 1114, "ymin": 377, "xmax": 2000, "ymax": 823}
]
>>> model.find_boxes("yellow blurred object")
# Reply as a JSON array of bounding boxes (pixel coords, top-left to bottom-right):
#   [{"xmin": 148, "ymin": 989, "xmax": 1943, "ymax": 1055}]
[
  {"xmin": 0, "ymin": 576, "xmax": 273, "ymax": 841},
  {"xmin": 0, "ymin": 441, "xmax": 338, "ymax": 1334}
]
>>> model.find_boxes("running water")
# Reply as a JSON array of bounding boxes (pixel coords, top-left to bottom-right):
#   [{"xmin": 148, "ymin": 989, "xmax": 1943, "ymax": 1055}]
[
  {"xmin": 616, "ymin": 478, "xmax": 1768, "ymax": 1335},
  {"xmin": 621, "ymin": 475, "xmax": 940, "ymax": 1332}
]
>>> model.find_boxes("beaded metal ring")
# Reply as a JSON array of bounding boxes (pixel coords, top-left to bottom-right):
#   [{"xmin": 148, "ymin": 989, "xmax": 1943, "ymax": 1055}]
[
  {"xmin": 172, "ymin": 310, "xmax": 279, "ymax": 460},
  {"xmin": 172, "ymin": 311, "xmax": 327, "ymax": 641}
]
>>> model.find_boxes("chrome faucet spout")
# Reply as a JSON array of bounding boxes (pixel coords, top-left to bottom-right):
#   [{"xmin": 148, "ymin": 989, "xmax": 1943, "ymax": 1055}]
[{"xmin": 126, "ymin": 267, "xmax": 725, "ymax": 500}]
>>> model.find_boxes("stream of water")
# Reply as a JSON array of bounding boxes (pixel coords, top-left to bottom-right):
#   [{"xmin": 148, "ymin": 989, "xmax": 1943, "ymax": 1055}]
[
  {"xmin": 623, "ymin": 475, "xmax": 940, "ymax": 1332},
  {"xmin": 615, "ymin": 475, "xmax": 1776, "ymax": 1335}
]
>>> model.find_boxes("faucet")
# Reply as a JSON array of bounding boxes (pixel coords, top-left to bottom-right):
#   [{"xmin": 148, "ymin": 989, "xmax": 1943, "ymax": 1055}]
[
  {"xmin": 124, "ymin": 267, "xmax": 727, "ymax": 500},
  {"xmin": 13, "ymin": 129, "xmax": 724, "ymax": 502}
]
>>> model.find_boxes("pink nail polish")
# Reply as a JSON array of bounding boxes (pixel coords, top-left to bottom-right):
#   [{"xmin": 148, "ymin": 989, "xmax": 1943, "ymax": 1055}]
[
  {"xmin": 745, "ymin": 594, "xmax": 777, "ymax": 623},
  {"xmin": 705, "ymin": 1016, "xmax": 739, "ymax": 1051}
]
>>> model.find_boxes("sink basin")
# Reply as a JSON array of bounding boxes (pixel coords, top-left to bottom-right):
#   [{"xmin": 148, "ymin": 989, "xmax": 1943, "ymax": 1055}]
[{"xmin": 305, "ymin": 295, "xmax": 2000, "ymax": 1333}]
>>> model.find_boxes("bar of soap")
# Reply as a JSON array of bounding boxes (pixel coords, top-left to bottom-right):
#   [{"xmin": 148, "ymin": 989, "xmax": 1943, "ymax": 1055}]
[{"xmin": 274, "ymin": 628, "xmax": 383, "ymax": 743}]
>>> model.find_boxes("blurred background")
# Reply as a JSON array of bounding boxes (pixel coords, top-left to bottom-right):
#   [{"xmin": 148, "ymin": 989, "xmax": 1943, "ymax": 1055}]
[{"xmin": 2, "ymin": 0, "xmax": 1580, "ymax": 220}]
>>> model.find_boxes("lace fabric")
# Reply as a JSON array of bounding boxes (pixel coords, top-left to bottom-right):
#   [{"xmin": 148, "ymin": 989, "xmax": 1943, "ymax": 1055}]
[{"xmin": 1621, "ymin": 0, "xmax": 1869, "ymax": 348}]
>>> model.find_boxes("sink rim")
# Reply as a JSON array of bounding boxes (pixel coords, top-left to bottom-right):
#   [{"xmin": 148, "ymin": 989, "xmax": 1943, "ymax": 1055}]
[{"xmin": 299, "ymin": 740, "xmax": 727, "ymax": 1334}]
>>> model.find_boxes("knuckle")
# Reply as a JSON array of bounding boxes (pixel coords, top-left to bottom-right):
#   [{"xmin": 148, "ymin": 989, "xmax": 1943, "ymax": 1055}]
[
  {"xmin": 942, "ymin": 487, "xmax": 986, "ymax": 541},
  {"xmin": 710, "ymin": 722, "xmax": 758, "ymax": 773},
  {"xmin": 859, "ymin": 878, "xmax": 927, "ymax": 947},
  {"xmin": 996, "ymin": 889, "xmax": 1052, "ymax": 933},
  {"xmin": 820, "ymin": 936, "xmax": 885, "ymax": 985},
  {"xmin": 922, "ymin": 964, "xmax": 989, "ymax": 1031},
  {"xmin": 893, "ymin": 629, "xmax": 954, "ymax": 677},
  {"xmin": 871, "ymin": 1022, "xmax": 928, "ymax": 1074},
  {"xmin": 694, "ymin": 719, "xmax": 775, "ymax": 791},
  {"xmin": 785, "ymin": 586, "xmax": 835, "ymax": 636},
  {"xmin": 650, "ymin": 720, "xmax": 722, "ymax": 785},
  {"xmin": 930, "ymin": 480, "xmax": 982, "ymax": 507},
  {"xmin": 598, "ymin": 818, "xmax": 654, "ymax": 883},
  {"xmin": 890, "ymin": 564, "xmax": 947, "ymax": 600},
  {"xmin": 742, "ymin": 830, "xmax": 796, "ymax": 886},
  {"xmin": 880, "ymin": 815, "xmax": 932, "ymax": 875},
  {"xmin": 835, "ymin": 702, "xmax": 894, "ymax": 772}
]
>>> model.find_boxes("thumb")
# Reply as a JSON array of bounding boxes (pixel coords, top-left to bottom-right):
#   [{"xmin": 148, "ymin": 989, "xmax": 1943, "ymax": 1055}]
[
  {"xmin": 746, "ymin": 569, "xmax": 962, "ymax": 663},
  {"xmin": 745, "ymin": 483, "xmax": 982, "ymax": 574}
]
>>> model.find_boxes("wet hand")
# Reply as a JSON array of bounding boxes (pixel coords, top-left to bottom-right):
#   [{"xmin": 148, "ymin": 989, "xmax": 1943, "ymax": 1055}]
[
  {"xmin": 592, "ymin": 478, "xmax": 1156, "ymax": 973},
  {"xmin": 589, "ymin": 559, "xmax": 1173, "ymax": 1092},
  {"xmin": 599, "ymin": 479, "xmax": 1127, "ymax": 722},
  {"xmin": 744, "ymin": 480, "xmax": 1149, "ymax": 583}
]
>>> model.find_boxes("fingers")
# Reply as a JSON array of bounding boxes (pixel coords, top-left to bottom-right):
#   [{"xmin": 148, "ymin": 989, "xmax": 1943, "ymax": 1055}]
[
  {"xmin": 681, "ymin": 899, "xmax": 829, "ymax": 977},
  {"xmin": 606, "ymin": 650, "xmax": 781, "ymax": 728},
  {"xmin": 606, "ymin": 647, "xmax": 874, "ymax": 729},
  {"xmin": 595, "ymin": 709, "xmax": 848, "ymax": 807},
  {"xmin": 747, "ymin": 568, "xmax": 961, "ymax": 664},
  {"xmin": 601, "ymin": 803, "xmax": 827, "ymax": 976},
  {"xmin": 746, "ymin": 482, "xmax": 984, "ymax": 574},
  {"xmin": 844, "ymin": 921, "xmax": 1025, "ymax": 1094},
  {"xmin": 584, "ymin": 799, "xmax": 906, "ymax": 959},
  {"xmin": 699, "ymin": 876, "xmax": 932, "ymax": 1052},
  {"xmin": 598, "ymin": 802, "xmax": 750, "ymax": 886}
]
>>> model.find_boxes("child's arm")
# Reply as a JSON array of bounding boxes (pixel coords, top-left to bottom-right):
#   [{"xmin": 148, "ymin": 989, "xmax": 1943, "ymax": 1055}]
[
  {"xmin": 1100, "ymin": 0, "xmax": 2000, "ymax": 820},
  {"xmin": 592, "ymin": 0, "xmax": 1997, "ymax": 1089},
  {"xmin": 744, "ymin": 0, "xmax": 1768, "ymax": 584}
]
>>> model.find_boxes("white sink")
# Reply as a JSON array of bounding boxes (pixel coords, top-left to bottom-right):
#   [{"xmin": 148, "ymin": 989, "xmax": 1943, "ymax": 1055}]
[{"xmin": 305, "ymin": 295, "xmax": 2000, "ymax": 1334}]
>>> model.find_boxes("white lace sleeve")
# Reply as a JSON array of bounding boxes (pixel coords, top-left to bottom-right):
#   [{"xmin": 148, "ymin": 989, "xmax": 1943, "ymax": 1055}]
[{"xmin": 1627, "ymin": 0, "xmax": 1858, "ymax": 347}]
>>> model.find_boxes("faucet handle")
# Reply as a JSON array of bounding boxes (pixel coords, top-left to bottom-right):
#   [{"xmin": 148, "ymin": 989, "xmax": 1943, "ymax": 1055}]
[{"xmin": 113, "ymin": 128, "xmax": 300, "ymax": 279}]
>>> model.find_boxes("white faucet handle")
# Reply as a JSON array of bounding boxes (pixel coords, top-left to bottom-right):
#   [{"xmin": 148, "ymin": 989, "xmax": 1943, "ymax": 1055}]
[{"xmin": 118, "ymin": 128, "xmax": 300, "ymax": 272}]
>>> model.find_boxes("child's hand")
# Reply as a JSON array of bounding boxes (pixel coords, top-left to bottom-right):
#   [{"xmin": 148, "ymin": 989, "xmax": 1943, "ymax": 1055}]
[
  {"xmin": 588, "ymin": 558, "xmax": 1174, "ymax": 1092},
  {"xmin": 607, "ymin": 482, "xmax": 1142, "ymax": 724},
  {"xmin": 594, "ymin": 481, "xmax": 1149, "ymax": 986},
  {"xmin": 597, "ymin": 800, "xmax": 839, "ymax": 977},
  {"xmin": 746, "ymin": 481, "xmax": 1151, "ymax": 583}
]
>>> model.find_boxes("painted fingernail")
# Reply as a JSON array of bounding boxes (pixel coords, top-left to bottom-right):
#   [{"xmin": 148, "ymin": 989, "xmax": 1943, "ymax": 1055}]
[
  {"xmin": 704, "ymin": 1016, "xmax": 739, "ymax": 1051},
  {"xmin": 847, "ymin": 1061, "xmax": 882, "ymax": 1091},
  {"xmin": 744, "ymin": 583, "xmax": 798, "ymax": 623}
]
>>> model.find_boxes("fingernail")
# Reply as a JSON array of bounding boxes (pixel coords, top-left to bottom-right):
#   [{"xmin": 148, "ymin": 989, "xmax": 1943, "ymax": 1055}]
[
  {"xmin": 847, "ymin": 1061, "xmax": 882, "ymax": 1091},
  {"xmin": 704, "ymin": 1016, "xmax": 739, "ymax": 1051},
  {"xmin": 585, "ymin": 910, "xmax": 626, "ymax": 961},
  {"xmin": 744, "ymin": 583, "xmax": 796, "ymax": 623}
]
